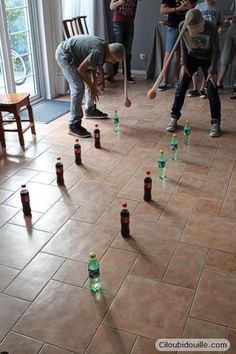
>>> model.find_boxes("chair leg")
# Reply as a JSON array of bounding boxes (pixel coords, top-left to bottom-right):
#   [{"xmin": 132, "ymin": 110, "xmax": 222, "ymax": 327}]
[
  {"xmin": 15, "ymin": 112, "xmax": 25, "ymax": 146},
  {"xmin": 0, "ymin": 111, "xmax": 6, "ymax": 148},
  {"xmin": 27, "ymin": 104, "xmax": 36, "ymax": 134}
]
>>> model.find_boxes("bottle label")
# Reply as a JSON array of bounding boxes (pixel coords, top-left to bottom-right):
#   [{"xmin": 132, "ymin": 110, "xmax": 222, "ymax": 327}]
[
  {"xmin": 74, "ymin": 148, "xmax": 81, "ymax": 153},
  {"xmin": 22, "ymin": 195, "xmax": 29, "ymax": 202},
  {"xmin": 56, "ymin": 167, "xmax": 63, "ymax": 173},
  {"xmin": 158, "ymin": 161, "xmax": 165, "ymax": 168},
  {"xmin": 184, "ymin": 129, "xmax": 191, "ymax": 136},
  {"xmin": 94, "ymin": 133, "xmax": 100, "ymax": 138},
  {"xmin": 89, "ymin": 268, "xmax": 100, "ymax": 278},
  {"xmin": 121, "ymin": 216, "xmax": 129, "ymax": 223},
  {"xmin": 144, "ymin": 182, "xmax": 151, "ymax": 189},
  {"xmin": 171, "ymin": 143, "xmax": 178, "ymax": 151}
]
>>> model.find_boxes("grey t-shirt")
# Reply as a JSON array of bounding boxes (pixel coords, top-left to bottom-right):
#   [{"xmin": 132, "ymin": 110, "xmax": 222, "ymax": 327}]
[
  {"xmin": 195, "ymin": 2, "xmax": 223, "ymax": 26},
  {"xmin": 180, "ymin": 20, "xmax": 220, "ymax": 73},
  {"xmin": 61, "ymin": 35, "xmax": 107, "ymax": 68}
]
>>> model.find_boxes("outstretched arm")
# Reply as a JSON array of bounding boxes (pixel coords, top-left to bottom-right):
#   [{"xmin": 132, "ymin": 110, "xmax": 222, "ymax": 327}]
[{"xmin": 110, "ymin": 0, "xmax": 124, "ymax": 10}]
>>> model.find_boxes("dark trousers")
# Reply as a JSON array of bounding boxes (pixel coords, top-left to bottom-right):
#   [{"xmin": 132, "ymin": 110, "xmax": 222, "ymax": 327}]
[
  {"xmin": 171, "ymin": 56, "xmax": 221, "ymax": 124},
  {"xmin": 112, "ymin": 21, "xmax": 134, "ymax": 78}
]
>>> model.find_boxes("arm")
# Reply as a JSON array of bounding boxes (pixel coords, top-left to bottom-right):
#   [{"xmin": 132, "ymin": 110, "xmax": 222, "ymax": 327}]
[
  {"xmin": 160, "ymin": 1, "xmax": 193, "ymax": 15},
  {"xmin": 110, "ymin": 0, "xmax": 124, "ymax": 10},
  {"xmin": 78, "ymin": 58, "xmax": 100, "ymax": 102}
]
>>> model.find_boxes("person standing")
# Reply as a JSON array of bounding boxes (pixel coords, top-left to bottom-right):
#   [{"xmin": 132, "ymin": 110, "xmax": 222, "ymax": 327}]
[
  {"xmin": 110, "ymin": 0, "xmax": 139, "ymax": 84},
  {"xmin": 56, "ymin": 35, "xmax": 125, "ymax": 138},
  {"xmin": 158, "ymin": 0, "xmax": 197, "ymax": 91},
  {"xmin": 187, "ymin": 0, "xmax": 223, "ymax": 98},
  {"xmin": 166, "ymin": 8, "xmax": 222, "ymax": 137}
]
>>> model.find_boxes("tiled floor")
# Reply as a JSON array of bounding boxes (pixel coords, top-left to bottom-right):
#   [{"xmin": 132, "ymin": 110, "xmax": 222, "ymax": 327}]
[{"xmin": 0, "ymin": 76, "xmax": 236, "ymax": 353}]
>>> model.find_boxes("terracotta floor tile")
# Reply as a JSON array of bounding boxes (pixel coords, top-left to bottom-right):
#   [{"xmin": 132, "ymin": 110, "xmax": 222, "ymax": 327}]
[
  {"xmin": 71, "ymin": 205, "xmax": 105, "ymax": 223},
  {"xmin": 4, "ymin": 252, "xmax": 64, "ymax": 301},
  {"xmin": 14, "ymin": 280, "xmax": 113, "ymax": 353},
  {"xmin": 181, "ymin": 211, "xmax": 236, "ymax": 253},
  {"xmin": 33, "ymin": 201, "xmax": 78, "ymax": 233},
  {"xmin": 206, "ymin": 249, "xmax": 236, "ymax": 275},
  {"xmin": 0, "ymin": 265, "xmax": 19, "ymax": 292},
  {"xmin": 85, "ymin": 248, "xmax": 136, "ymax": 296},
  {"xmin": 31, "ymin": 171, "xmax": 56, "ymax": 184},
  {"xmin": 0, "ymin": 188, "xmax": 13, "ymax": 204},
  {"xmin": 182, "ymin": 317, "xmax": 226, "ymax": 354},
  {"xmin": 53, "ymin": 259, "xmax": 88, "ymax": 286},
  {"xmin": 103, "ymin": 275, "xmax": 193, "ymax": 339},
  {"xmin": 132, "ymin": 200, "xmax": 164, "ymax": 222},
  {"xmin": 195, "ymin": 198, "xmax": 222, "ymax": 215},
  {"xmin": 163, "ymin": 243, "xmax": 207, "ymax": 289},
  {"xmin": 43, "ymin": 219, "xmax": 118, "ymax": 262},
  {"xmin": 130, "ymin": 337, "xmax": 158, "ymax": 354},
  {"xmin": 3, "ymin": 181, "xmax": 63, "ymax": 213},
  {"xmin": 160, "ymin": 194, "xmax": 196, "ymax": 226},
  {"xmin": 9, "ymin": 210, "xmax": 43, "ymax": 227},
  {"xmin": 112, "ymin": 218, "xmax": 182, "ymax": 260},
  {"xmin": 24, "ymin": 151, "xmax": 74, "ymax": 173},
  {"xmin": 185, "ymin": 163, "xmax": 208, "ymax": 175},
  {"xmin": 85, "ymin": 325, "xmax": 136, "ymax": 354},
  {"xmin": 0, "ymin": 332, "xmax": 43, "ymax": 354},
  {"xmin": 191, "ymin": 269, "xmax": 236, "ymax": 327},
  {"xmin": 220, "ymin": 191, "xmax": 236, "ymax": 219},
  {"xmin": 40, "ymin": 344, "xmax": 75, "ymax": 354},
  {"xmin": 207, "ymin": 158, "xmax": 234, "ymax": 183},
  {"xmin": 0, "ymin": 223, "xmax": 52, "ymax": 269},
  {"xmin": 227, "ymin": 328, "xmax": 236, "ymax": 354},
  {"xmin": 0, "ymin": 204, "xmax": 19, "ymax": 227},
  {"xmin": 0, "ymin": 293, "xmax": 29, "ymax": 341},
  {"xmin": 0, "ymin": 169, "xmax": 38, "ymax": 192},
  {"xmin": 130, "ymin": 255, "xmax": 168, "ymax": 281}
]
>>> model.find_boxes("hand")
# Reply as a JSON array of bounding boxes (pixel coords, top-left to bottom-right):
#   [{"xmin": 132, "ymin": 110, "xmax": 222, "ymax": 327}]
[
  {"xmin": 206, "ymin": 74, "xmax": 217, "ymax": 88},
  {"xmin": 90, "ymin": 85, "xmax": 100, "ymax": 103},
  {"xmin": 179, "ymin": 64, "xmax": 191, "ymax": 80},
  {"xmin": 177, "ymin": 1, "xmax": 191, "ymax": 11}
]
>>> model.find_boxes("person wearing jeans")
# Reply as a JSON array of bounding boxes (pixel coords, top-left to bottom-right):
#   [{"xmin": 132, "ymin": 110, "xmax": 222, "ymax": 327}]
[
  {"xmin": 56, "ymin": 35, "xmax": 125, "ymax": 138},
  {"xmin": 166, "ymin": 8, "xmax": 221, "ymax": 137},
  {"xmin": 110, "ymin": 0, "xmax": 139, "ymax": 84}
]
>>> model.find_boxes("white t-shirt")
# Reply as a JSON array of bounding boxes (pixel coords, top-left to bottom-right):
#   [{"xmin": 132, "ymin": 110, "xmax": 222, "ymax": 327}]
[{"xmin": 196, "ymin": 2, "xmax": 224, "ymax": 26}]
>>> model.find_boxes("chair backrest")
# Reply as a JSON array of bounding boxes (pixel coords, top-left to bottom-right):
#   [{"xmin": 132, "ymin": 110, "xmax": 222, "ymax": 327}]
[
  {"xmin": 63, "ymin": 16, "xmax": 89, "ymax": 40},
  {"xmin": 73, "ymin": 16, "xmax": 89, "ymax": 35}
]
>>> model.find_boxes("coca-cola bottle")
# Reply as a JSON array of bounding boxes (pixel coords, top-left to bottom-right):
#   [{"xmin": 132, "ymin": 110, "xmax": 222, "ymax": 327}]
[
  {"xmin": 120, "ymin": 202, "xmax": 130, "ymax": 237},
  {"xmin": 74, "ymin": 139, "xmax": 82, "ymax": 165},
  {"xmin": 144, "ymin": 170, "xmax": 152, "ymax": 202},
  {"xmin": 55, "ymin": 157, "xmax": 64, "ymax": 186},
  {"xmin": 20, "ymin": 184, "xmax": 31, "ymax": 216},
  {"xmin": 94, "ymin": 124, "xmax": 101, "ymax": 148}
]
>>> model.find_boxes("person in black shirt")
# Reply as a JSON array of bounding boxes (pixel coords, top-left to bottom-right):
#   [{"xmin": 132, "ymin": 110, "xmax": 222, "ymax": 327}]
[{"xmin": 158, "ymin": 0, "xmax": 197, "ymax": 91}]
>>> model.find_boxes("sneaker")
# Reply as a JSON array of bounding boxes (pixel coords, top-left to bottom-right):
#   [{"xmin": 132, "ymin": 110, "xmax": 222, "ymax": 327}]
[
  {"xmin": 127, "ymin": 77, "xmax": 136, "ymax": 84},
  {"xmin": 210, "ymin": 123, "xmax": 221, "ymax": 138},
  {"xmin": 187, "ymin": 89, "xmax": 199, "ymax": 97},
  {"xmin": 199, "ymin": 89, "xmax": 207, "ymax": 99},
  {"xmin": 166, "ymin": 117, "xmax": 178, "ymax": 132},
  {"xmin": 68, "ymin": 124, "xmax": 92, "ymax": 138},
  {"xmin": 85, "ymin": 105, "xmax": 108, "ymax": 119},
  {"xmin": 158, "ymin": 81, "xmax": 167, "ymax": 91}
]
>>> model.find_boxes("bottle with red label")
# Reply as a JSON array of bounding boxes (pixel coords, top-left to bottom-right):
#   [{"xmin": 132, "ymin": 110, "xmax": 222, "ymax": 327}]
[
  {"xmin": 20, "ymin": 184, "xmax": 31, "ymax": 216},
  {"xmin": 144, "ymin": 170, "xmax": 152, "ymax": 202},
  {"xmin": 120, "ymin": 202, "xmax": 130, "ymax": 237},
  {"xmin": 94, "ymin": 124, "xmax": 101, "ymax": 148},
  {"xmin": 55, "ymin": 157, "xmax": 64, "ymax": 186},
  {"xmin": 74, "ymin": 139, "xmax": 82, "ymax": 165}
]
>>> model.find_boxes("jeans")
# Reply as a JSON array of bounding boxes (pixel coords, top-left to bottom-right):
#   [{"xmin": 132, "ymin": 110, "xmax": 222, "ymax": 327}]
[
  {"xmin": 113, "ymin": 21, "xmax": 134, "ymax": 77},
  {"xmin": 55, "ymin": 45, "xmax": 95, "ymax": 126},
  {"xmin": 171, "ymin": 56, "xmax": 221, "ymax": 125}
]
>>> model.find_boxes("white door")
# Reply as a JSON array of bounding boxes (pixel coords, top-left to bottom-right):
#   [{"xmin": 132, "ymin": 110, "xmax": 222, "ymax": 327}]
[{"xmin": 0, "ymin": 0, "xmax": 42, "ymax": 100}]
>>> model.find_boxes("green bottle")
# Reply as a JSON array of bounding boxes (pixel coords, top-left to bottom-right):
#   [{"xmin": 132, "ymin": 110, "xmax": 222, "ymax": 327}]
[
  {"xmin": 88, "ymin": 252, "xmax": 101, "ymax": 292},
  {"xmin": 170, "ymin": 133, "xmax": 178, "ymax": 160},
  {"xmin": 113, "ymin": 110, "xmax": 120, "ymax": 133},
  {"xmin": 184, "ymin": 120, "xmax": 191, "ymax": 145},
  {"xmin": 157, "ymin": 149, "xmax": 166, "ymax": 179}
]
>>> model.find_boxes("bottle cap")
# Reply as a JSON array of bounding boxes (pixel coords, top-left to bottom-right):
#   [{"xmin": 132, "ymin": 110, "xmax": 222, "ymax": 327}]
[
  {"xmin": 90, "ymin": 252, "xmax": 96, "ymax": 258},
  {"xmin": 122, "ymin": 202, "xmax": 127, "ymax": 208},
  {"xmin": 57, "ymin": 157, "xmax": 61, "ymax": 161},
  {"xmin": 146, "ymin": 171, "xmax": 150, "ymax": 175},
  {"xmin": 173, "ymin": 133, "xmax": 176, "ymax": 137},
  {"xmin": 75, "ymin": 139, "xmax": 79, "ymax": 142},
  {"xmin": 114, "ymin": 109, "xmax": 117, "ymax": 113},
  {"xmin": 160, "ymin": 149, "xmax": 164, "ymax": 153},
  {"xmin": 185, "ymin": 120, "xmax": 189, "ymax": 124},
  {"xmin": 21, "ymin": 184, "xmax": 26, "ymax": 188},
  {"xmin": 95, "ymin": 124, "xmax": 98, "ymax": 127}
]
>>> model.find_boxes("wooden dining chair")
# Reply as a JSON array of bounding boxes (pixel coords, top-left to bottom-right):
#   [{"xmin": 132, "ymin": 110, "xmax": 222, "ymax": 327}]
[{"xmin": 0, "ymin": 92, "xmax": 36, "ymax": 148}]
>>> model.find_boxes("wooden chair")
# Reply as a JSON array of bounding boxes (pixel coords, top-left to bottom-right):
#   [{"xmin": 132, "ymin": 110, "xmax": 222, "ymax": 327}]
[
  {"xmin": 0, "ymin": 93, "xmax": 36, "ymax": 148},
  {"xmin": 62, "ymin": 16, "xmax": 105, "ymax": 92}
]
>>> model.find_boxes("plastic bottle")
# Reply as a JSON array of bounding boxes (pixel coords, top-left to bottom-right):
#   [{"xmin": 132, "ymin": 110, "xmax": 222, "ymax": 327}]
[
  {"xmin": 88, "ymin": 252, "xmax": 101, "ymax": 292},
  {"xmin": 55, "ymin": 157, "xmax": 64, "ymax": 186},
  {"xmin": 120, "ymin": 202, "xmax": 130, "ymax": 237},
  {"xmin": 184, "ymin": 120, "xmax": 191, "ymax": 145},
  {"xmin": 112, "ymin": 110, "xmax": 120, "ymax": 133},
  {"xmin": 74, "ymin": 139, "xmax": 82, "ymax": 165},
  {"xmin": 20, "ymin": 184, "xmax": 31, "ymax": 216},
  {"xmin": 143, "ymin": 171, "xmax": 152, "ymax": 202},
  {"xmin": 94, "ymin": 124, "xmax": 101, "ymax": 148},
  {"xmin": 170, "ymin": 134, "xmax": 178, "ymax": 160},
  {"xmin": 157, "ymin": 150, "xmax": 166, "ymax": 179}
]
